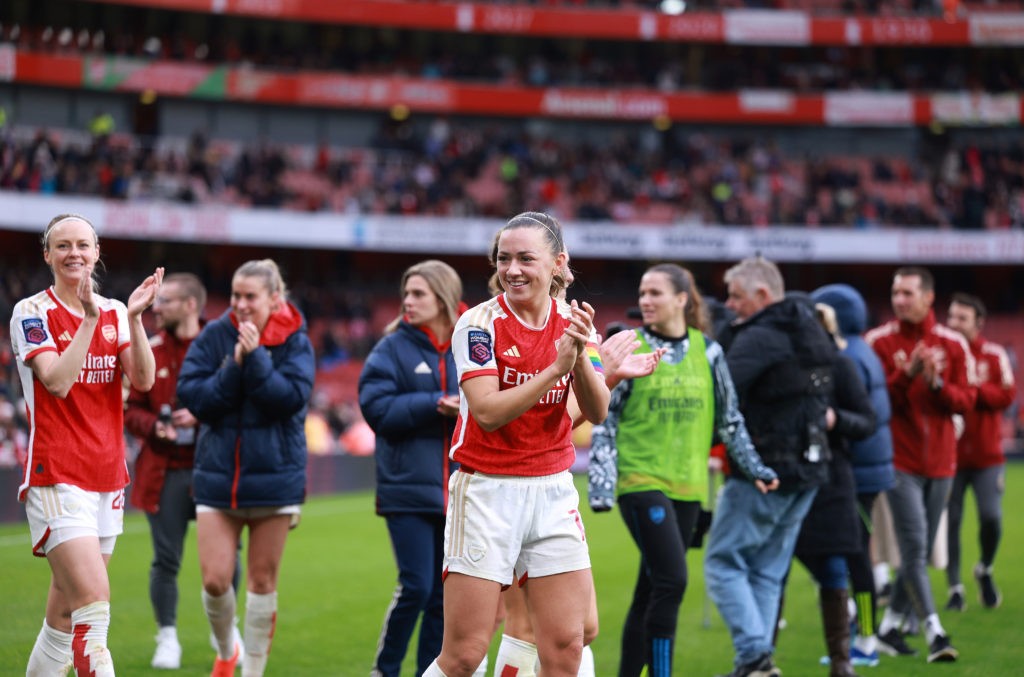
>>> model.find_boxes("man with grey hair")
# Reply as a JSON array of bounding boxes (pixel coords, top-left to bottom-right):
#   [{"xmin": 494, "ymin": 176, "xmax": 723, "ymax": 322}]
[{"xmin": 705, "ymin": 257, "xmax": 835, "ymax": 677}]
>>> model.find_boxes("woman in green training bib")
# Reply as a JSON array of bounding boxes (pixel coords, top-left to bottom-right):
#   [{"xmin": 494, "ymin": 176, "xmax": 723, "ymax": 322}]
[{"xmin": 588, "ymin": 263, "xmax": 777, "ymax": 677}]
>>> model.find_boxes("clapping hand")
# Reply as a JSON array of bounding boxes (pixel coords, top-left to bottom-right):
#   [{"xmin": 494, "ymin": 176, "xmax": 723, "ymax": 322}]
[
  {"xmin": 127, "ymin": 267, "xmax": 165, "ymax": 319},
  {"xmin": 77, "ymin": 264, "xmax": 99, "ymax": 319},
  {"xmin": 234, "ymin": 320, "xmax": 261, "ymax": 365},
  {"xmin": 599, "ymin": 329, "xmax": 666, "ymax": 385}
]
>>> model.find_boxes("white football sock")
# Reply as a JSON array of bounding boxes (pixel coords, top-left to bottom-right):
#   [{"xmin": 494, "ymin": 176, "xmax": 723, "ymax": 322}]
[
  {"xmin": 873, "ymin": 563, "xmax": 890, "ymax": 593},
  {"xmin": 878, "ymin": 607, "xmax": 904, "ymax": 636},
  {"xmin": 202, "ymin": 587, "xmax": 238, "ymax": 660},
  {"xmin": 923, "ymin": 613, "xmax": 946, "ymax": 644},
  {"xmin": 422, "ymin": 660, "xmax": 449, "ymax": 677},
  {"xmin": 577, "ymin": 645, "xmax": 595, "ymax": 677},
  {"xmin": 71, "ymin": 601, "xmax": 115, "ymax": 677},
  {"xmin": 493, "ymin": 634, "xmax": 538, "ymax": 677},
  {"xmin": 26, "ymin": 618, "xmax": 73, "ymax": 676},
  {"xmin": 242, "ymin": 591, "xmax": 277, "ymax": 677},
  {"xmin": 853, "ymin": 633, "xmax": 878, "ymax": 654}
]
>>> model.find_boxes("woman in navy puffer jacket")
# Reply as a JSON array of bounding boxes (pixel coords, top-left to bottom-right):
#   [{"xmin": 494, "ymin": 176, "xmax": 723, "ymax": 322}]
[
  {"xmin": 359, "ymin": 259, "xmax": 465, "ymax": 677},
  {"xmin": 178, "ymin": 259, "xmax": 315, "ymax": 677},
  {"xmin": 811, "ymin": 283, "xmax": 895, "ymax": 664}
]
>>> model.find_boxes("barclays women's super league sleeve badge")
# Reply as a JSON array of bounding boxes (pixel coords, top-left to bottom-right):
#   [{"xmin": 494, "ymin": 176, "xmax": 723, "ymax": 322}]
[{"xmin": 21, "ymin": 318, "xmax": 48, "ymax": 345}]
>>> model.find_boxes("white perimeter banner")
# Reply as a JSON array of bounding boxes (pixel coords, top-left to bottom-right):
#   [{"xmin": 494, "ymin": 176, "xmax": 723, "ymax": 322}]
[
  {"xmin": 724, "ymin": 10, "xmax": 809, "ymax": 45},
  {"xmin": 0, "ymin": 192, "xmax": 1022, "ymax": 264},
  {"xmin": 970, "ymin": 14, "xmax": 1024, "ymax": 46}
]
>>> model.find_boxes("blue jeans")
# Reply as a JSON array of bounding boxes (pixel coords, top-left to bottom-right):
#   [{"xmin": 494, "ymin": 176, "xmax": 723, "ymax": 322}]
[{"xmin": 705, "ymin": 480, "xmax": 818, "ymax": 667}]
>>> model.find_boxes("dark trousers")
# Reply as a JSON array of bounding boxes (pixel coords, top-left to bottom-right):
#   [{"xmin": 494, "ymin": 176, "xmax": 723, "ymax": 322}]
[
  {"xmin": 147, "ymin": 469, "xmax": 196, "ymax": 628},
  {"xmin": 618, "ymin": 491, "xmax": 701, "ymax": 677},
  {"xmin": 947, "ymin": 465, "xmax": 1004, "ymax": 585},
  {"xmin": 147, "ymin": 468, "xmax": 241, "ymax": 628},
  {"xmin": 372, "ymin": 513, "xmax": 445, "ymax": 677}
]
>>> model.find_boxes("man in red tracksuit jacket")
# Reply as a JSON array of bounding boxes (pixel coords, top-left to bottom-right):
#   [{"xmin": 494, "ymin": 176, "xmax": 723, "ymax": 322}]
[
  {"xmin": 124, "ymin": 273, "xmax": 239, "ymax": 669},
  {"xmin": 865, "ymin": 266, "xmax": 975, "ymax": 664},
  {"xmin": 942, "ymin": 292, "xmax": 1016, "ymax": 612}
]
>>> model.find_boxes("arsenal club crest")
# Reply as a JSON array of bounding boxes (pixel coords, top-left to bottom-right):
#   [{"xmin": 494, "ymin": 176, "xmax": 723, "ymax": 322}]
[{"xmin": 102, "ymin": 324, "xmax": 117, "ymax": 343}]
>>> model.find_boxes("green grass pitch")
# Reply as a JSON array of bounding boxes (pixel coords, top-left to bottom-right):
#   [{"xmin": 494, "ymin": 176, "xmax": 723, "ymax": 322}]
[{"xmin": 0, "ymin": 467, "xmax": 1019, "ymax": 676}]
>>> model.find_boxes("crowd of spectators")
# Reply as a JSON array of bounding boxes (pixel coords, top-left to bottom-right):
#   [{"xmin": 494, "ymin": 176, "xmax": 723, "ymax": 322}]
[
  {"xmin": 4, "ymin": 5, "xmax": 1024, "ymax": 95},
  {"xmin": 2, "ymin": 121, "xmax": 1022, "ymax": 229}
]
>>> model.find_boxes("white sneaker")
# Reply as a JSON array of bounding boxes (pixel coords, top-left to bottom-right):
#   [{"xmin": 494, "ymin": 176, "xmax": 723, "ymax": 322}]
[{"xmin": 152, "ymin": 627, "xmax": 182, "ymax": 669}]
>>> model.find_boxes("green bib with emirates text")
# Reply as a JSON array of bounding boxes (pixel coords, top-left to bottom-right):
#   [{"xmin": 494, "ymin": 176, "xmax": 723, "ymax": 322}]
[{"xmin": 615, "ymin": 328, "xmax": 714, "ymax": 502}]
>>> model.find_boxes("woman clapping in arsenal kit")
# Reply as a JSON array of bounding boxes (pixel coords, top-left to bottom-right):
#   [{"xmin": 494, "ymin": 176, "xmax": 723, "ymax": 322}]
[
  {"xmin": 11, "ymin": 213, "xmax": 162, "ymax": 677},
  {"xmin": 423, "ymin": 212, "xmax": 610, "ymax": 677}
]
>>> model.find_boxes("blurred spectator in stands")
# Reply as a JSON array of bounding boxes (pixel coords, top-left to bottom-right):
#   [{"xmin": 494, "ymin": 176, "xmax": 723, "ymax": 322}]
[
  {"xmin": 2, "ymin": 121, "xmax": 1022, "ymax": 228},
  {"xmin": 0, "ymin": 396, "xmax": 27, "ymax": 468},
  {"xmin": 943, "ymin": 292, "xmax": 1015, "ymax": 611}
]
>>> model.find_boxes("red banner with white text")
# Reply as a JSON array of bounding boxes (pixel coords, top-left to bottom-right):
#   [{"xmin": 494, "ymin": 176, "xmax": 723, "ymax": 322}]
[
  {"xmin": 11, "ymin": 49, "xmax": 1024, "ymax": 126},
  {"xmin": 83, "ymin": 0, "xmax": 1024, "ymax": 46}
]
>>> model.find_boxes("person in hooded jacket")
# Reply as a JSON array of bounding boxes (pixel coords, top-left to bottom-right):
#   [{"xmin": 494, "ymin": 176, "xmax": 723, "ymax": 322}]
[
  {"xmin": 177, "ymin": 259, "xmax": 315, "ymax": 677},
  {"xmin": 811, "ymin": 283, "xmax": 895, "ymax": 666},
  {"xmin": 359, "ymin": 259, "xmax": 465, "ymax": 677},
  {"xmin": 793, "ymin": 302, "xmax": 877, "ymax": 677}
]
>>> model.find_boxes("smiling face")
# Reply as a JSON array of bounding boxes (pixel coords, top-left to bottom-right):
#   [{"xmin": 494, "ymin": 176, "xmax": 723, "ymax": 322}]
[
  {"xmin": 403, "ymin": 274, "xmax": 444, "ymax": 328},
  {"xmin": 639, "ymin": 271, "xmax": 687, "ymax": 335},
  {"xmin": 495, "ymin": 227, "xmax": 564, "ymax": 307},
  {"xmin": 891, "ymin": 274, "xmax": 933, "ymax": 324},
  {"xmin": 231, "ymin": 274, "xmax": 279, "ymax": 332},
  {"xmin": 43, "ymin": 218, "xmax": 99, "ymax": 288}
]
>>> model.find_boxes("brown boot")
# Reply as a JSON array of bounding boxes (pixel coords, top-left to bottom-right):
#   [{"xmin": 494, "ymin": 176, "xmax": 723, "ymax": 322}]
[{"xmin": 821, "ymin": 588, "xmax": 859, "ymax": 677}]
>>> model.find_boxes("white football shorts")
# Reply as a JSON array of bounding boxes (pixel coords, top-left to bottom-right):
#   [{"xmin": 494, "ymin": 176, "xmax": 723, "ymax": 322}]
[
  {"xmin": 196, "ymin": 504, "xmax": 301, "ymax": 528},
  {"xmin": 444, "ymin": 469, "xmax": 591, "ymax": 586},
  {"xmin": 25, "ymin": 484, "xmax": 125, "ymax": 557}
]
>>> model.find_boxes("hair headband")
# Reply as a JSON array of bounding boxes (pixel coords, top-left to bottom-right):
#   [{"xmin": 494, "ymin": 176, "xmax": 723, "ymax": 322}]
[{"xmin": 512, "ymin": 213, "xmax": 562, "ymax": 248}]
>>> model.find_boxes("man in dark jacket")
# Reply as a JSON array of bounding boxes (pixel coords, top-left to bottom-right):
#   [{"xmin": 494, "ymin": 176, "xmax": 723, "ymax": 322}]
[
  {"xmin": 705, "ymin": 257, "xmax": 832, "ymax": 677},
  {"xmin": 812, "ymin": 282, "xmax": 895, "ymax": 666}
]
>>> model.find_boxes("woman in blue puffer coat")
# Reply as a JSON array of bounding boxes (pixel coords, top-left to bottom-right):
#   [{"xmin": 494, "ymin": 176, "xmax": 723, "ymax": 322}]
[
  {"xmin": 358, "ymin": 259, "xmax": 465, "ymax": 677},
  {"xmin": 811, "ymin": 283, "xmax": 895, "ymax": 666},
  {"xmin": 178, "ymin": 259, "xmax": 315, "ymax": 677}
]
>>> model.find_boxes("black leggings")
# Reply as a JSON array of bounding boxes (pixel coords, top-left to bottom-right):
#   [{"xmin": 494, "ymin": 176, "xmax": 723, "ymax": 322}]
[{"xmin": 618, "ymin": 491, "xmax": 701, "ymax": 677}]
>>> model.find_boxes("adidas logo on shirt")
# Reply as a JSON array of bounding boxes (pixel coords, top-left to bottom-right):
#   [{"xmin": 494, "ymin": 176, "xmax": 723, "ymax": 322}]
[
  {"xmin": 502, "ymin": 345, "xmax": 521, "ymax": 358},
  {"xmin": 58, "ymin": 331, "xmax": 72, "ymax": 342},
  {"xmin": 414, "ymin": 361, "xmax": 433, "ymax": 374}
]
